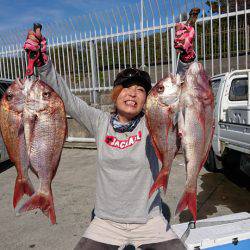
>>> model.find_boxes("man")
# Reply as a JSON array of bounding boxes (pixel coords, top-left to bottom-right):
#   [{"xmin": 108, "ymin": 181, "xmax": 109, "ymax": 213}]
[{"xmin": 23, "ymin": 20, "xmax": 195, "ymax": 250}]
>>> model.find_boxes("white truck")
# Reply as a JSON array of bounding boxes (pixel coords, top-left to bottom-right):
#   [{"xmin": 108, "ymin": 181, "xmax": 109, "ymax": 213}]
[
  {"xmin": 0, "ymin": 79, "xmax": 13, "ymax": 168},
  {"xmin": 205, "ymin": 69, "xmax": 250, "ymax": 176}
]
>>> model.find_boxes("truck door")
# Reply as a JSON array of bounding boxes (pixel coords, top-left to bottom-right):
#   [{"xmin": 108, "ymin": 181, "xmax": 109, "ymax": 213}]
[
  {"xmin": 219, "ymin": 72, "xmax": 249, "ymax": 153},
  {"xmin": 0, "ymin": 81, "xmax": 11, "ymax": 164}
]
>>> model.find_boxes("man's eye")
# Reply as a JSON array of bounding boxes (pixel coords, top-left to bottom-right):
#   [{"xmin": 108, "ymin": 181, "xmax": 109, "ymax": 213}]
[{"xmin": 137, "ymin": 88, "xmax": 145, "ymax": 92}]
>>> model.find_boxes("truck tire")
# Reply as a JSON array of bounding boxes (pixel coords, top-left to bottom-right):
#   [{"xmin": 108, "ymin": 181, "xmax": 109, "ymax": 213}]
[
  {"xmin": 239, "ymin": 153, "xmax": 250, "ymax": 177},
  {"xmin": 222, "ymin": 149, "xmax": 240, "ymax": 170},
  {"xmin": 204, "ymin": 149, "xmax": 218, "ymax": 172}
]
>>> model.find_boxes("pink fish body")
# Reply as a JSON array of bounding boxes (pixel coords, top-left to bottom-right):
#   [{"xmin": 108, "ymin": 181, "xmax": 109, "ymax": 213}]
[
  {"xmin": 18, "ymin": 79, "xmax": 67, "ymax": 224},
  {"xmin": 0, "ymin": 79, "xmax": 34, "ymax": 208},
  {"xmin": 146, "ymin": 74, "xmax": 182, "ymax": 197},
  {"xmin": 175, "ymin": 62, "xmax": 214, "ymax": 221}
]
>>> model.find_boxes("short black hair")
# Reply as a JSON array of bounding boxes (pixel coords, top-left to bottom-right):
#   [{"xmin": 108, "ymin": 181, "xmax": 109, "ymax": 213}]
[{"xmin": 114, "ymin": 68, "xmax": 151, "ymax": 94}]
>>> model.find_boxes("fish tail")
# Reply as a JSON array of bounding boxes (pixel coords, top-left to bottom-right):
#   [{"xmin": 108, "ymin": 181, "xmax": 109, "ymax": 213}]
[
  {"xmin": 175, "ymin": 189, "xmax": 197, "ymax": 222},
  {"xmin": 18, "ymin": 190, "xmax": 56, "ymax": 225},
  {"xmin": 149, "ymin": 167, "xmax": 169, "ymax": 198},
  {"xmin": 13, "ymin": 177, "xmax": 35, "ymax": 209}
]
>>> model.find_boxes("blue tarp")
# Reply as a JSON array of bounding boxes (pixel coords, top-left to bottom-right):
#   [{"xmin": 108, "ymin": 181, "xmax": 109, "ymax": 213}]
[{"xmin": 206, "ymin": 239, "xmax": 250, "ymax": 250}]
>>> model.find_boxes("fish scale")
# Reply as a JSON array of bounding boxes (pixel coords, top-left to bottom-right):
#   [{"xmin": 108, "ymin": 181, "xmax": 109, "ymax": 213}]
[
  {"xmin": 0, "ymin": 78, "xmax": 67, "ymax": 224},
  {"xmin": 18, "ymin": 79, "xmax": 67, "ymax": 224},
  {"xmin": 146, "ymin": 74, "xmax": 182, "ymax": 198},
  {"xmin": 175, "ymin": 62, "xmax": 214, "ymax": 222},
  {"xmin": 146, "ymin": 62, "xmax": 214, "ymax": 222},
  {"xmin": 0, "ymin": 79, "xmax": 35, "ymax": 209}
]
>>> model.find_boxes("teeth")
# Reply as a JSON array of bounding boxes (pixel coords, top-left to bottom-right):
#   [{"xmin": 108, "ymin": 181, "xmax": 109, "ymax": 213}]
[{"xmin": 125, "ymin": 100, "xmax": 136, "ymax": 106}]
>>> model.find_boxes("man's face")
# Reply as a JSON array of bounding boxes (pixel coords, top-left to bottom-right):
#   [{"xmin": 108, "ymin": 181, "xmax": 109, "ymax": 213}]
[{"xmin": 115, "ymin": 84, "xmax": 146, "ymax": 123}]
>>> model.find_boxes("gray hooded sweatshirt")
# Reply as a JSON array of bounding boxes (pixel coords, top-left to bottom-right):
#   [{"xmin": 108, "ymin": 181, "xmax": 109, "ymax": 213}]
[{"xmin": 38, "ymin": 60, "xmax": 188, "ymax": 224}]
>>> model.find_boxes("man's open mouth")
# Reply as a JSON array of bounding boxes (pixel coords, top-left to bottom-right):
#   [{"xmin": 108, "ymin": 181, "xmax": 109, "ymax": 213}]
[{"xmin": 125, "ymin": 100, "xmax": 137, "ymax": 107}]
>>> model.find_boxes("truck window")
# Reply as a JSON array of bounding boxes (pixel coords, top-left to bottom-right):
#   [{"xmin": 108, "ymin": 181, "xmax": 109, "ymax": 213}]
[
  {"xmin": 211, "ymin": 79, "xmax": 221, "ymax": 98},
  {"xmin": 0, "ymin": 82, "xmax": 10, "ymax": 99},
  {"xmin": 229, "ymin": 78, "xmax": 248, "ymax": 101},
  {"xmin": 0, "ymin": 81, "xmax": 11, "ymax": 164}
]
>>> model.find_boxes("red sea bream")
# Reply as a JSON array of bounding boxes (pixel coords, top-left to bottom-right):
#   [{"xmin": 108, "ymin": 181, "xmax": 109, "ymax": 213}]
[
  {"xmin": 0, "ymin": 79, "xmax": 34, "ymax": 209},
  {"xmin": 18, "ymin": 79, "xmax": 67, "ymax": 224},
  {"xmin": 146, "ymin": 74, "xmax": 182, "ymax": 197},
  {"xmin": 175, "ymin": 62, "xmax": 214, "ymax": 221}
]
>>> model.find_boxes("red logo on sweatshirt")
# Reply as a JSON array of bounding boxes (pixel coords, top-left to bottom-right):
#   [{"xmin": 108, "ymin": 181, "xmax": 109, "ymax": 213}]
[{"xmin": 105, "ymin": 131, "xmax": 142, "ymax": 149}]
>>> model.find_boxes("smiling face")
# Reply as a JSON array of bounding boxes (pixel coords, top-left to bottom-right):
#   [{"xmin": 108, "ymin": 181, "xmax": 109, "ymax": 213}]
[{"xmin": 115, "ymin": 84, "xmax": 147, "ymax": 123}]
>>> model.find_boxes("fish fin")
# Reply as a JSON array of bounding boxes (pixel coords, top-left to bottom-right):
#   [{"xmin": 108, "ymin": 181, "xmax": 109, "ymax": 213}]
[
  {"xmin": 146, "ymin": 118, "xmax": 163, "ymax": 162},
  {"xmin": 30, "ymin": 165, "xmax": 39, "ymax": 178},
  {"xmin": 13, "ymin": 177, "xmax": 35, "ymax": 209},
  {"xmin": 149, "ymin": 167, "xmax": 169, "ymax": 198},
  {"xmin": 17, "ymin": 122, "xmax": 24, "ymax": 137},
  {"xmin": 18, "ymin": 190, "xmax": 56, "ymax": 225},
  {"xmin": 173, "ymin": 112, "xmax": 179, "ymax": 127},
  {"xmin": 175, "ymin": 190, "xmax": 197, "ymax": 222},
  {"xmin": 151, "ymin": 136, "xmax": 163, "ymax": 163},
  {"xmin": 198, "ymin": 112, "xmax": 206, "ymax": 143},
  {"xmin": 65, "ymin": 120, "xmax": 68, "ymax": 141}
]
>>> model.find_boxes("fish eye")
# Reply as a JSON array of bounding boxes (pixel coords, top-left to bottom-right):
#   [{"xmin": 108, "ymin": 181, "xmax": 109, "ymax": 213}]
[
  {"xmin": 6, "ymin": 92, "xmax": 13, "ymax": 101},
  {"xmin": 157, "ymin": 85, "xmax": 164, "ymax": 93},
  {"xmin": 42, "ymin": 91, "xmax": 51, "ymax": 99}
]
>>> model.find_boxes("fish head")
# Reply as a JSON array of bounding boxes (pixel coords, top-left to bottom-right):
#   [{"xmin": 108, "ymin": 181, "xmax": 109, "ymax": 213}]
[
  {"xmin": 1, "ymin": 78, "xmax": 26, "ymax": 113},
  {"xmin": 147, "ymin": 74, "xmax": 182, "ymax": 108},
  {"xmin": 25, "ymin": 79, "xmax": 62, "ymax": 113}
]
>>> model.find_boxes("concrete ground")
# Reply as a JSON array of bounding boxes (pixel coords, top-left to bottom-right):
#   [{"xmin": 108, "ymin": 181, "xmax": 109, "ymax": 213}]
[{"xmin": 0, "ymin": 148, "xmax": 250, "ymax": 250}]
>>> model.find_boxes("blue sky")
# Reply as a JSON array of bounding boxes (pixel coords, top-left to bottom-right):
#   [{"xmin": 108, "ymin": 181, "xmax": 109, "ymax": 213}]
[
  {"xmin": 0, "ymin": 0, "xmax": 206, "ymax": 31},
  {"xmin": 0, "ymin": 0, "xmax": 136, "ymax": 31},
  {"xmin": 0, "ymin": 0, "xmax": 207, "ymax": 46}
]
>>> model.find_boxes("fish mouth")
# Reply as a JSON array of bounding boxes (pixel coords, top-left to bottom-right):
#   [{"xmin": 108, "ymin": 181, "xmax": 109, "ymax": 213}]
[
  {"xmin": 160, "ymin": 95, "xmax": 179, "ymax": 106},
  {"xmin": 25, "ymin": 99, "xmax": 37, "ymax": 106},
  {"xmin": 25, "ymin": 100, "xmax": 44, "ymax": 111},
  {"xmin": 14, "ymin": 99, "xmax": 25, "ymax": 106}
]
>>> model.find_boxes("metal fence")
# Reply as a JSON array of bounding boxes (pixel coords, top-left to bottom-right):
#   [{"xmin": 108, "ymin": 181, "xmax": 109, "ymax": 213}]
[{"xmin": 0, "ymin": 0, "xmax": 249, "ymax": 103}]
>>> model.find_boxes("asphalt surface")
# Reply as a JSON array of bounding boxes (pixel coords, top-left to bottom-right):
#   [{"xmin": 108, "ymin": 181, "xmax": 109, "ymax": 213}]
[{"xmin": 0, "ymin": 148, "xmax": 250, "ymax": 250}]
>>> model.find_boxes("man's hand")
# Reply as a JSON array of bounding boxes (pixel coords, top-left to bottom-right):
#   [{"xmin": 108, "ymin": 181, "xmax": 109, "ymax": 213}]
[
  {"xmin": 174, "ymin": 23, "xmax": 196, "ymax": 63},
  {"xmin": 24, "ymin": 30, "xmax": 48, "ymax": 67}
]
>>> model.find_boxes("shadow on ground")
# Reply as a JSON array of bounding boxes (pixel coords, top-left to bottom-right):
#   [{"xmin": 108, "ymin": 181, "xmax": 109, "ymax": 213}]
[
  {"xmin": 178, "ymin": 166, "xmax": 250, "ymax": 223},
  {"xmin": 0, "ymin": 160, "xmax": 13, "ymax": 174}
]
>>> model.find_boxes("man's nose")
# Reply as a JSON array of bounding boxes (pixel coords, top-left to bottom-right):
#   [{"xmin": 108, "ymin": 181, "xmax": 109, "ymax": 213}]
[{"xmin": 127, "ymin": 86, "xmax": 137, "ymax": 96}]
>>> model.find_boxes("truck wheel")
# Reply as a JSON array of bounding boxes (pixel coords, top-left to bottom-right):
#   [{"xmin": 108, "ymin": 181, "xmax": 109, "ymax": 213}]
[
  {"xmin": 239, "ymin": 153, "xmax": 250, "ymax": 177},
  {"xmin": 204, "ymin": 149, "xmax": 218, "ymax": 172},
  {"xmin": 222, "ymin": 149, "xmax": 240, "ymax": 170}
]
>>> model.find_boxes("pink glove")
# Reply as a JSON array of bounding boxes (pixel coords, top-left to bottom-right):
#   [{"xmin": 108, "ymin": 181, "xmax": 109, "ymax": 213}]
[
  {"xmin": 174, "ymin": 23, "xmax": 196, "ymax": 63},
  {"xmin": 23, "ymin": 30, "xmax": 48, "ymax": 67}
]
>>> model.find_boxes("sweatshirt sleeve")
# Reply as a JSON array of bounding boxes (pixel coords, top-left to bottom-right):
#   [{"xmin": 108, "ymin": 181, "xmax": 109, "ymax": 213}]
[
  {"xmin": 38, "ymin": 60, "xmax": 104, "ymax": 137},
  {"xmin": 176, "ymin": 60, "xmax": 192, "ymax": 79}
]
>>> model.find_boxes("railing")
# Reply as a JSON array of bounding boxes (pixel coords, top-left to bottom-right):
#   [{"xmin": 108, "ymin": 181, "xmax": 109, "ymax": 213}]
[{"xmin": 0, "ymin": 0, "xmax": 249, "ymax": 104}]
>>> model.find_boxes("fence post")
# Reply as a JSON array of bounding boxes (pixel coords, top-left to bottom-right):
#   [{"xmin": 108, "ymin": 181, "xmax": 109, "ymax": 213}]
[
  {"xmin": 171, "ymin": 28, "xmax": 176, "ymax": 75},
  {"xmin": 89, "ymin": 40, "xmax": 97, "ymax": 104},
  {"xmin": 140, "ymin": 0, "xmax": 145, "ymax": 70},
  {"xmin": 247, "ymin": 68, "xmax": 250, "ymax": 106}
]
